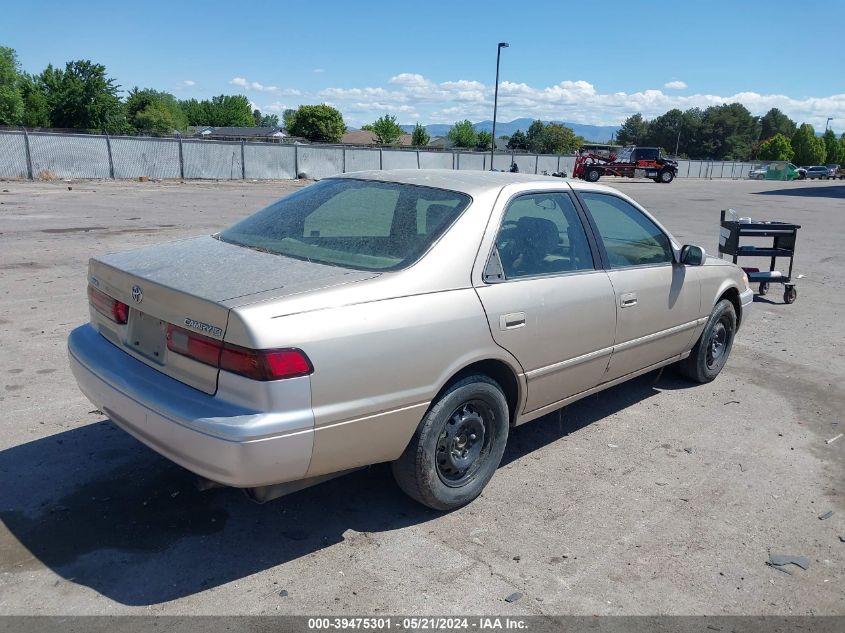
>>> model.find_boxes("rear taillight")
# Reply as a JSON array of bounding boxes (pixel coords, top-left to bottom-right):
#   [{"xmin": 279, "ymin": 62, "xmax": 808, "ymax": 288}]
[
  {"xmin": 88, "ymin": 285, "xmax": 129, "ymax": 324},
  {"xmin": 165, "ymin": 324, "xmax": 312, "ymax": 381}
]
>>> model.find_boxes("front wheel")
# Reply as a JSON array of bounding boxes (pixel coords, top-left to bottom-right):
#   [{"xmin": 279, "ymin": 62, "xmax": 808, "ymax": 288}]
[
  {"xmin": 392, "ymin": 374, "xmax": 509, "ymax": 511},
  {"xmin": 677, "ymin": 299, "xmax": 737, "ymax": 383},
  {"xmin": 585, "ymin": 167, "xmax": 601, "ymax": 182},
  {"xmin": 658, "ymin": 169, "xmax": 675, "ymax": 183}
]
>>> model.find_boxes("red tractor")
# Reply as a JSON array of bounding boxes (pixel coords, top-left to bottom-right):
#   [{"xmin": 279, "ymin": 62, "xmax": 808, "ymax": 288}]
[{"xmin": 573, "ymin": 146, "xmax": 678, "ymax": 183}]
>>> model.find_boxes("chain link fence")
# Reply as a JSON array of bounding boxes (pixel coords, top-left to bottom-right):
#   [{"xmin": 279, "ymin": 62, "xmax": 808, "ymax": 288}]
[{"xmin": 0, "ymin": 130, "xmax": 758, "ymax": 182}]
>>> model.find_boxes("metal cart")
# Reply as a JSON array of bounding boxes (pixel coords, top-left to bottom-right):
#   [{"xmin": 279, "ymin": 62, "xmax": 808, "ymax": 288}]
[{"xmin": 718, "ymin": 209, "xmax": 801, "ymax": 304}]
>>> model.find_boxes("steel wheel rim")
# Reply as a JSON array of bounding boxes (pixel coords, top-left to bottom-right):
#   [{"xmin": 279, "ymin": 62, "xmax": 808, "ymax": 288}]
[
  {"xmin": 436, "ymin": 400, "xmax": 494, "ymax": 488},
  {"xmin": 706, "ymin": 319, "xmax": 730, "ymax": 369},
  {"xmin": 661, "ymin": 171, "xmax": 672, "ymax": 182}
]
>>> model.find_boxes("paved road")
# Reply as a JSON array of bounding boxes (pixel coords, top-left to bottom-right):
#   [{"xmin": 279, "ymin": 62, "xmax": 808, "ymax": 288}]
[{"xmin": 0, "ymin": 177, "xmax": 842, "ymax": 615}]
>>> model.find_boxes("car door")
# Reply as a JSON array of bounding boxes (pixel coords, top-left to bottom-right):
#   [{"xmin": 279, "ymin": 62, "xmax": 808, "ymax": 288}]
[
  {"xmin": 578, "ymin": 191, "xmax": 702, "ymax": 382},
  {"xmin": 475, "ymin": 190, "xmax": 617, "ymax": 414}
]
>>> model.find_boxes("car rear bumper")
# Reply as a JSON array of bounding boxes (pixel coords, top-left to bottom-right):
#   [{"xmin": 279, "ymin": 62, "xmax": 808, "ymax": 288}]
[{"xmin": 67, "ymin": 324, "xmax": 314, "ymax": 487}]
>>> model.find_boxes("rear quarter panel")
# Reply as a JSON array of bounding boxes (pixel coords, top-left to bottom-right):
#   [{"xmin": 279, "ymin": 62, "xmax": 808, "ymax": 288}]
[{"xmin": 232, "ymin": 289, "xmax": 524, "ymax": 478}]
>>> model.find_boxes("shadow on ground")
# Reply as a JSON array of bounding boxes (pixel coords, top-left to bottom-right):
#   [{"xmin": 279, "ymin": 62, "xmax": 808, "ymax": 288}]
[
  {"xmin": 0, "ymin": 370, "xmax": 687, "ymax": 606},
  {"xmin": 753, "ymin": 184, "xmax": 845, "ymax": 199}
]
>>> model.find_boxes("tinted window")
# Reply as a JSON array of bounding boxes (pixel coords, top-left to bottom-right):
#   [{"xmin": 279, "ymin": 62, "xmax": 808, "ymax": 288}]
[
  {"xmin": 581, "ymin": 193, "xmax": 673, "ymax": 268},
  {"xmin": 495, "ymin": 192, "xmax": 594, "ymax": 278},
  {"xmin": 219, "ymin": 179, "xmax": 470, "ymax": 271}
]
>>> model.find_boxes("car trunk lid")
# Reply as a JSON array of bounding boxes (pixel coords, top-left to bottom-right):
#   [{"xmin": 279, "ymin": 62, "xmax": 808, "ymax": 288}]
[{"xmin": 88, "ymin": 235, "xmax": 378, "ymax": 394}]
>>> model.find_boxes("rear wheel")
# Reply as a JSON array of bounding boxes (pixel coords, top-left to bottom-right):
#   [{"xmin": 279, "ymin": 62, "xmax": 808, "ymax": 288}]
[
  {"xmin": 392, "ymin": 375, "xmax": 509, "ymax": 511},
  {"xmin": 677, "ymin": 299, "xmax": 736, "ymax": 383},
  {"xmin": 585, "ymin": 167, "xmax": 601, "ymax": 182},
  {"xmin": 658, "ymin": 169, "xmax": 675, "ymax": 183},
  {"xmin": 758, "ymin": 281, "xmax": 769, "ymax": 295}
]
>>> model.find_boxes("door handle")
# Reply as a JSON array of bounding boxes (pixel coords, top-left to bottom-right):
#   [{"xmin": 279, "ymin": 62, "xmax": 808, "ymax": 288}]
[
  {"xmin": 620, "ymin": 293, "xmax": 638, "ymax": 308},
  {"xmin": 499, "ymin": 312, "xmax": 526, "ymax": 330}
]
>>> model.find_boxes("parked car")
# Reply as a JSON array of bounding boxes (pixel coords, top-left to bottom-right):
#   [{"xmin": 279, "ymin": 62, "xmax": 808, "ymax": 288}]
[
  {"xmin": 68, "ymin": 171, "xmax": 753, "ymax": 510},
  {"xmin": 796, "ymin": 166, "xmax": 807, "ymax": 179},
  {"xmin": 756, "ymin": 161, "xmax": 801, "ymax": 181},
  {"xmin": 838, "ymin": 166, "xmax": 845, "ymax": 180},
  {"xmin": 749, "ymin": 165, "xmax": 768, "ymax": 180},
  {"xmin": 805, "ymin": 166, "xmax": 830, "ymax": 180},
  {"xmin": 825, "ymin": 165, "xmax": 840, "ymax": 179}
]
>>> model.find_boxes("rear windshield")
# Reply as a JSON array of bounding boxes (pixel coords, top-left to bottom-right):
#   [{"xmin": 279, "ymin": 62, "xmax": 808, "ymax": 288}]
[{"xmin": 218, "ymin": 179, "xmax": 471, "ymax": 271}]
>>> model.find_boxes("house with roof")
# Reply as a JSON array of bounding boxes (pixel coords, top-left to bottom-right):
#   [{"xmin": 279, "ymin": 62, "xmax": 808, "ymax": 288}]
[{"xmin": 193, "ymin": 127, "xmax": 286, "ymax": 142}]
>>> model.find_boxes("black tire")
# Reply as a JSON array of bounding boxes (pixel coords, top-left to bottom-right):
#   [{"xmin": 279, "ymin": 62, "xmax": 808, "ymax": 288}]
[
  {"xmin": 585, "ymin": 167, "xmax": 601, "ymax": 182},
  {"xmin": 391, "ymin": 374, "xmax": 509, "ymax": 511},
  {"xmin": 784, "ymin": 286, "xmax": 797, "ymax": 304},
  {"xmin": 658, "ymin": 169, "xmax": 675, "ymax": 183},
  {"xmin": 758, "ymin": 281, "xmax": 769, "ymax": 295},
  {"xmin": 677, "ymin": 299, "xmax": 737, "ymax": 383}
]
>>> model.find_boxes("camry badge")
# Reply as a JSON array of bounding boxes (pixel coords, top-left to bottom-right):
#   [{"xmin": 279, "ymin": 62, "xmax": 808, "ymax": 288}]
[{"xmin": 131, "ymin": 285, "xmax": 143, "ymax": 303}]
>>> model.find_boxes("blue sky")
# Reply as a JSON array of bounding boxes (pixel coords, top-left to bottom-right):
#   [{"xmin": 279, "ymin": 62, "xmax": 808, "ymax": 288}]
[{"xmin": 3, "ymin": 0, "xmax": 844, "ymax": 130}]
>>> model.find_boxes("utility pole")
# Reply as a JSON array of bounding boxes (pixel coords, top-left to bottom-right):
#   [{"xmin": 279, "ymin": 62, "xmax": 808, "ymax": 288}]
[{"xmin": 491, "ymin": 42, "xmax": 509, "ymax": 170}]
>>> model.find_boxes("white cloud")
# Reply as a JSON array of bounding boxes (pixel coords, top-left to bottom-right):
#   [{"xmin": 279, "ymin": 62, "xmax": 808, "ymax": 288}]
[
  {"xmin": 252, "ymin": 71, "xmax": 845, "ymax": 129},
  {"xmin": 229, "ymin": 77, "xmax": 289, "ymax": 93},
  {"xmin": 313, "ymin": 68, "xmax": 325, "ymax": 73},
  {"xmin": 664, "ymin": 80, "xmax": 688, "ymax": 90},
  {"xmin": 182, "ymin": 79, "xmax": 195, "ymax": 87}
]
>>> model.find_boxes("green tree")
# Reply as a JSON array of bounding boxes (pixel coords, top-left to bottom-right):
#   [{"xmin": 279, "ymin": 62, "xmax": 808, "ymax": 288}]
[
  {"xmin": 126, "ymin": 88, "xmax": 186, "ymax": 133},
  {"xmin": 822, "ymin": 129, "xmax": 840, "ymax": 165},
  {"xmin": 760, "ymin": 108, "xmax": 796, "ymax": 141},
  {"xmin": 645, "ymin": 109, "xmax": 684, "ymax": 155},
  {"xmin": 411, "ymin": 122, "xmax": 430, "ymax": 146},
  {"xmin": 758, "ymin": 133, "xmax": 794, "ymax": 161},
  {"xmin": 285, "ymin": 104, "xmax": 346, "ymax": 142},
  {"xmin": 447, "ymin": 119, "xmax": 477, "ymax": 148},
  {"xmin": 133, "ymin": 101, "xmax": 180, "ymax": 136},
  {"xmin": 0, "ymin": 46, "xmax": 24, "ymax": 125},
  {"xmin": 178, "ymin": 94, "xmax": 254, "ymax": 127},
  {"xmin": 506, "ymin": 129, "xmax": 528, "ymax": 150},
  {"xmin": 19, "ymin": 73, "xmax": 49, "ymax": 127},
  {"xmin": 791, "ymin": 124, "xmax": 826, "ymax": 165},
  {"xmin": 616, "ymin": 113, "xmax": 650, "ymax": 146},
  {"xmin": 370, "ymin": 114, "xmax": 403, "ymax": 145},
  {"xmin": 251, "ymin": 109, "xmax": 278, "ymax": 127},
  {"xmin": 282, "ymin": 108, "xmax": 297, "ymax": 132},
  {"xmin": 839, "ymin": 134, "xmax": 845, "ymax": 167},
  {"xmin": 179, "ymin": 98, "xmax": 210, "ymax": 126},
  {"xmin": 209, "ymin": 94, "xmax": 253, "ymax": 126},
  {"xmin": 537, "ymin": 123, "xmax": 582, "ymax": 154},
  {"xmin": 40, "ymin": 60, "xmax": 126, "ymax": 132},
  {"xmin": 697, "ymin": 103, "xmax": 759, "ymax": 160},
  {"xmin": 526, "ymin": 120, "xmax": 546, "ymax": 152},
  {"xmin": 476, "ymin": 130, "xmax": 493, "ymax": 151}
]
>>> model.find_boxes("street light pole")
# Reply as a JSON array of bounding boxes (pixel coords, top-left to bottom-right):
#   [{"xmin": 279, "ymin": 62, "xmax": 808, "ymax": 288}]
[
  {"xmin": 675, "ymin": 126, "xmax": 681, "ymax": 157},
  {"xmin": 826, "ymin": 117, "xmax": 833, "ymax": 132},
  {"xmin": 491, "ymin": 41, "xmax": 509, "ymax": 170}
]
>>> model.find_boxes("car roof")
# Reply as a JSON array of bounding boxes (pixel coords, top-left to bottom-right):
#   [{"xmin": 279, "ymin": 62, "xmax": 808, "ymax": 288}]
[{"xmin": 332, "ymin": 169, "xmax": 587, "ymax": 196}]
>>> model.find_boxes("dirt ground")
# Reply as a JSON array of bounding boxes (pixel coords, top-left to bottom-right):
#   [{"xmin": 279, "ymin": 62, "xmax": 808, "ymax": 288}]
[{"xmin": 0, "ymin": 176, "xmax": 842, "ymax": 616}]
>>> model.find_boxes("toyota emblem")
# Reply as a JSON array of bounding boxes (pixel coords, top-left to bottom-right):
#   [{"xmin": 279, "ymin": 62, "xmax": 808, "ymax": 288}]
[{"xmin": 131, "ymin": 285, "xmax": 143, "ymax": 303}]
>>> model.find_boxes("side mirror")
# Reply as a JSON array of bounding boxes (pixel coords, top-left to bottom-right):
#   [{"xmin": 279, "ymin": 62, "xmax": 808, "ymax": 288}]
[{"xmin": 679, "ymin": 244, "xmax": 706, "ymax": 266}]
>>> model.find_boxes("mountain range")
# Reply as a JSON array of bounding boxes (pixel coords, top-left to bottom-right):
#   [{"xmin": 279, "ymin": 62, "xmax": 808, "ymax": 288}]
[{"xmin": 399, "ymin": 118, "xmax": 620, "ymax": 142}]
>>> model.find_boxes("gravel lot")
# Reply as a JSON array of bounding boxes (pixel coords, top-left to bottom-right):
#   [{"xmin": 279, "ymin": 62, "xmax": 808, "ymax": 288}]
[{"xmin": 0, "ymin": 176, "xmax": 843, "ymax": 616}]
